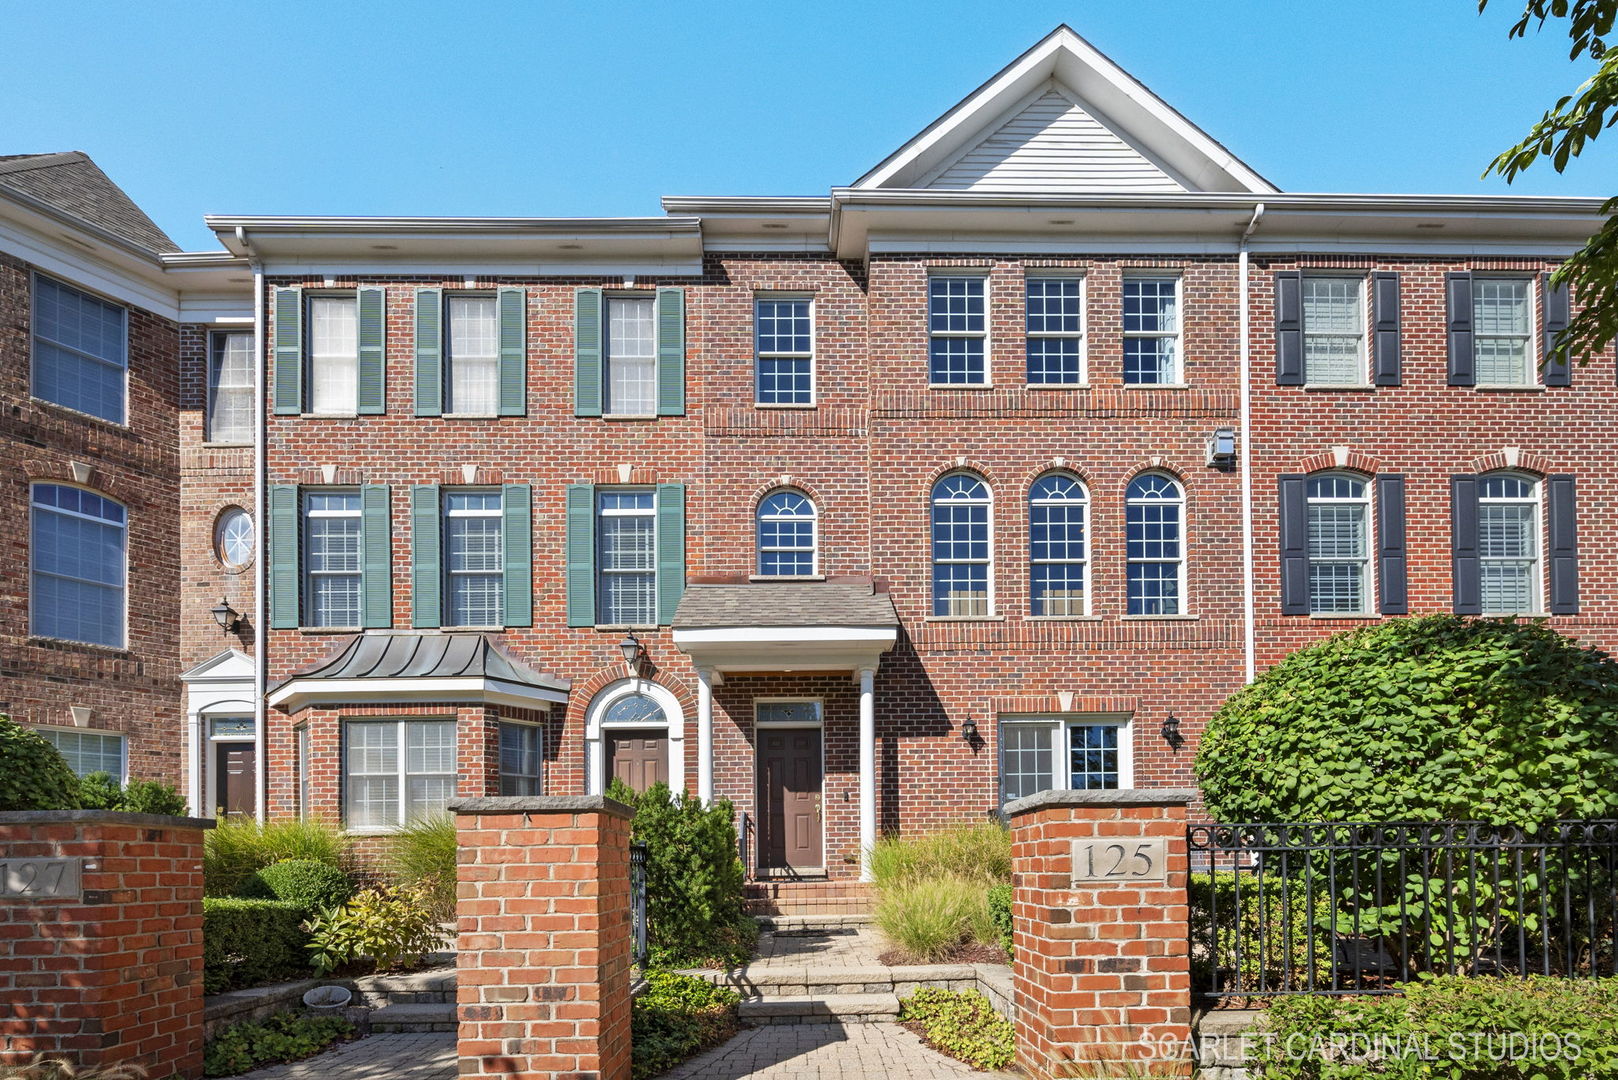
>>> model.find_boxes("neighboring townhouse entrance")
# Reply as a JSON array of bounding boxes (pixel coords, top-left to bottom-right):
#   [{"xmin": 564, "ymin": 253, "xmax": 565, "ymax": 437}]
[
  {"xmin": 608, "ymin": 731, "xmax": 669, "ymax": 792},
  {"xmin": 757, "ymin": 725, "xmax": 823, "ymax": 872},
  {"xmin": 213, "ymin": 739, "xmax": 256, "ymax": 818}
]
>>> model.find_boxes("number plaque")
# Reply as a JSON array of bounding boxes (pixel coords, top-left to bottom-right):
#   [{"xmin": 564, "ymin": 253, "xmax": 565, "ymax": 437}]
[
  {"xmin": 1070, "ymin": 838, "xmax": 1167, "ymax": 883},
  {"xmin": 0, "ymin": 858, "xmax": 82, "ymax": 899}
]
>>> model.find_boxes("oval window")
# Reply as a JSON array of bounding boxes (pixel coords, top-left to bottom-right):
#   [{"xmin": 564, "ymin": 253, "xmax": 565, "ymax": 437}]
[{"xmin": 216, "ymin": 507, "xmax": 255, "ymax": 568}]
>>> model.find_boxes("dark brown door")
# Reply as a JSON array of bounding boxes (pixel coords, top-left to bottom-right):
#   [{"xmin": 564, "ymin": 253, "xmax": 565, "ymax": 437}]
[
  {"xmin": 607, "ymin": 732, "xmax": 668, "ymax": 793},
  {"xmin": 215, "ymin": 742, "xmax": 256, "ymax": 818},
  {"xmin": 757, "ymin": 728, "xmax": 822, "ymax": 870}
]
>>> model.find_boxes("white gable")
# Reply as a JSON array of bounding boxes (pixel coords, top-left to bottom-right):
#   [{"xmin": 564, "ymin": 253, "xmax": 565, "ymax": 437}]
[{"xmin": 923, "ymin": 85, "xmax": 1186, "ymax": 194}]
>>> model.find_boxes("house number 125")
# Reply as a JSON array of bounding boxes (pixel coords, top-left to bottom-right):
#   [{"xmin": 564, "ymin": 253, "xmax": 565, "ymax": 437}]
[{"xmin": 1069, "ymin": 838, "xmax": 1168, "ymax": 883}]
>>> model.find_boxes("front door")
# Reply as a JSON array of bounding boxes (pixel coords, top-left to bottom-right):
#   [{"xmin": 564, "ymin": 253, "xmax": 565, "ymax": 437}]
[
  {"xmin": 757, "ymin": 728, "xmax": 823, "ymax": 871},
  {"xmin": 607, "ymin": 732, "xmax": 668, "ymax": 793},
  {"xmin": 214, "ymin": 742, "xmax": 256, "ymax": 818}
]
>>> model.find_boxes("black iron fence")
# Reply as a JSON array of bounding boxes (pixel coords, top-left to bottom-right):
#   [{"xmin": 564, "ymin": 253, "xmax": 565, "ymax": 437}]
[
  {"xmin": 630, "ymin": 842, "xmax": 648, "ymax": 966},
  {"xmin": 1187, "ymin": 820, "xmax": 1618, "ymax": 998},
  {"xmin": 737, "ymin": 811, "xmax": 755, "ymax": 879}
]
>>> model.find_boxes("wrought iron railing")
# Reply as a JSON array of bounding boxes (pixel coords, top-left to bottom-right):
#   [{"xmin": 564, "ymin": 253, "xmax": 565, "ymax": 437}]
[
  {"xmin": 1187, "ymin": 820, "xmax": 1618, "ymax": 998},
  {"xmin": 737, "ymin": 811, "xmax": 755, "ymax": 879},
  {"xmin": 630, "ymin": 842, "xmax": 648, "ymax": 966}
]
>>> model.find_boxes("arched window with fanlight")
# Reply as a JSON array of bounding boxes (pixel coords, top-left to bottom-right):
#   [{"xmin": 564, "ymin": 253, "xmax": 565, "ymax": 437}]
[
  {"xmin": 1305, "ymin": 473, "xmax": 1371, "ymax": 615},
  {"xmin": 757, "ymin": 490, "xmax": 817, "ymax": 577},
  {"xmin": 932, "ymin": 473, "xmax": 992, "ymax": 617},
  {"xmin": 1477, "ymin": 472, "xmax": 1541, "ymax": 615},
  {"xmin": 1029, "ymin": 473, "xmax": 1088, "ymax": 616},
  {"xmin": 1125, "ymin": 473, "xmax": 1184, "ymax": 616}
]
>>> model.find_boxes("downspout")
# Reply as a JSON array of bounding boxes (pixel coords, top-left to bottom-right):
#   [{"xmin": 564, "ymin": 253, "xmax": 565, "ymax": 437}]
[
  {"xmin": 241, "ymin": 226, "xmax": 268, "ymax": 822},
  {"xmin": 1238, "ymin": 204, "xmax": 1265, "ymax": 684}
]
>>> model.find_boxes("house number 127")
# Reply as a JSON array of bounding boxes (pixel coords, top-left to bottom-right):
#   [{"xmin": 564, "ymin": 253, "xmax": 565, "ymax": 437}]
[{"xmin": 1069, "ymin": 838, "xmax": 1168, "ymax": 883}]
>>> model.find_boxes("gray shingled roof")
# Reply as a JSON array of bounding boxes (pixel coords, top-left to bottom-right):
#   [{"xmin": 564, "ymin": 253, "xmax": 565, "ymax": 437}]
[
  {"xmin": 673, "ymin": 582, "xmax": 899, "ymax": 630},
  {"xmin": 0, "ymin": 151, "xmax": 176, "ymax": 254},
  {"xmin": 272, "ymin": 632, "xmax": 570, "ymax": 692}
]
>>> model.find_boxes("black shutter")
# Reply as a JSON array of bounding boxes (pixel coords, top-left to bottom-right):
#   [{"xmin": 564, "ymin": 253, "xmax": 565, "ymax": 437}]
[
  {"xmin": 1543, "ymin": 274, "xmax": 1571, "ymax": 386},
  {"xmin": 1371, "ymin": 272, "xmax": 1402, "ymax": 386},
  {"xmin": 1447, "ymin": 272, "xmax": 1475, "ymax": 386},
  {"xmin": 1547, "ymin": 474, "xmax": 1579, "ymax": 614},
  {"xmin": 1275, "ymin": 271, "xmax": 1303, "ymax": 385},
  {"xmin": 1450, "ymin": 475, "xmax": 1481, "ymax": 614},
  {"xmin": 1376, "ymin": 474, "xmax": 1408, "ymax": 614},
  {"xmin": 1278, "ymin": 474, "xmax": 1309, "ymax": 614}
]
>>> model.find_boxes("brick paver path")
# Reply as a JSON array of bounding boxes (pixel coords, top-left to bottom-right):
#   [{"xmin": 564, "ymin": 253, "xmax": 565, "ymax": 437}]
[
  {"xmin": 748, "ymin": 925, "xmax": 886, "ymax": 969},
  {"xmin": 235, "ymin": 1033, "xmax": 456, "ymax": 1080},
  {"xmin": 662, "ymin": 1022, "xmax": 1003, "ymax": 1079}
]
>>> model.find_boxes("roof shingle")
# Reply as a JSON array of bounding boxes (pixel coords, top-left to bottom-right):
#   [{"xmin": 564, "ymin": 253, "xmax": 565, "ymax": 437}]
[
  {"xmin": 673, "ymin": 581, "xmax": 899, "ymax": 630},
  {"xmin": 0, "ymin": 151, "xmax": 176, "ymax": 254}
]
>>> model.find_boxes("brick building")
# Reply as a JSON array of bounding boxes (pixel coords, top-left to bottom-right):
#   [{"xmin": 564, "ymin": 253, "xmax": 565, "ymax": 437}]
[{"xmin": 3, "ymin": 27, "xmax": 1610, "ymax": 883}]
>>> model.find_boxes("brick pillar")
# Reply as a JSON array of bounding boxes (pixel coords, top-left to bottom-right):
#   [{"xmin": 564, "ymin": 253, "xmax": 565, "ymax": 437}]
[
  {"xmin": 1007, "ymin": 789, "xmax": 1196, "ymax": 1078},
  {"xmin": 0, "ymin": 810, "xmax": 211, "ymax": 1079},
  {"xmin": 451, "ymin": 795, "xmax": 634, "ymax": 1080}
]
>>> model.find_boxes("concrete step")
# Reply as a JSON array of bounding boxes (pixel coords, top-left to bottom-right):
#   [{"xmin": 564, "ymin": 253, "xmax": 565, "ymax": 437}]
[
  {"xmin": 368, "ymin": 1002, "xmax": 457, "ymax": 1033},
  {"xmin": 754, "ymin": 913, "xmax": 872, "ymax": 932},
  {"xmin": 738, "ymin": 992, "xmax": 899, "ymax": 1026},
  {"xmin": 696, "ymin": 964, "xmax": 980, "ymax": 998}
]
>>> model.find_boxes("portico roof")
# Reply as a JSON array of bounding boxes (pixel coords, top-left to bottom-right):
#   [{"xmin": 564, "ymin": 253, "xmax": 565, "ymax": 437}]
[{"xmin": 672, "ymin": 580, "xmax": 899, "ymax": 675}]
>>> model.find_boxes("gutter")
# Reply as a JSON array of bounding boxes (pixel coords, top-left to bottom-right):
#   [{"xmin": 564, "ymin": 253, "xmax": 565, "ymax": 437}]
[{"xmin": 1238, "ymin": 204, "xmax": 1265, "ymax": 685}]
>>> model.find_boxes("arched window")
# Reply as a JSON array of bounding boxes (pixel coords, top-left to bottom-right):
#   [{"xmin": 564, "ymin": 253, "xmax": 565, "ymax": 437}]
[
  {"xmin": 30, "ymin": 483, "xmax": 127, "ymax": 648},
  {"xmin": 1306, "ymin": 473, "xmax": 1371, "ymax": 615},
  {"xmin": 1029, "ymin": 473, "xmax": 1088, "ymax": 616},
  {"xmin": 1125, "ymin": 473, "xmax": 1184, "ymax": 616},
  {"xmin": 757, "ymin": 490, "xmax": 817, "ymax": 577},
  {"xmin": 1478, "ymin": 472, "xmax": 1541, "ymax": 614},
  {"xmin": 603, "ymin": 693, "xmax": 667, "ymax": 726},
  {"xmin": 932, "ymin": 473, "xmax": 992, "ymax": 617},
  {"xmin": 589, "ymin": 684, "xmax": 680, "ymax": 795}
]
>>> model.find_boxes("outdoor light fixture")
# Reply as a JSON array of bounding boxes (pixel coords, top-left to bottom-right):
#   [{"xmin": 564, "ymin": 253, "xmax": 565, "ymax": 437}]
[
  {"xmin": 210, "ymin": 597, "xmax": 241, "ymax": 636},
  {"xmin": 961, "ymin": 716, "xmax": 979, "ymax": 741},
  {"xmin": 1160, "ymin": 712, "xmax": 1185, "ymax": 751},
  {"xmin": 619, "ymin": 632, "xmax": 645, "ymax": 672},
  {"xmin": 1206, "ymin": 427, "xmax": 1238, "ymax": 467}
]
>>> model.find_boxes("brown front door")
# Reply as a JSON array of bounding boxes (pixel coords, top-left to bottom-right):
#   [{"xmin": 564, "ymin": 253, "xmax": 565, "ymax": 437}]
[
  {"xmin": 757, "ymin": 728, "xmax": 822, "ymax": 871},
  {"xmin": 607, "ymin": 732, "xmax": 669, "ymax": 793},
  {"xmin": 215, "ymin": 742, "xmax": 256, "ymax": 818}
]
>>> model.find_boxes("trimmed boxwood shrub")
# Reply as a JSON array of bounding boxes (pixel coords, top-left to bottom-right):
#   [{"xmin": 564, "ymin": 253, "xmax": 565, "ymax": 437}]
[
  {"xmin": 203, "ymin": 817, "xmax": 348, "ymax": 897},
  {"xmin": 986, "ymin": 883, "xmax": 1013, "ymax": 960},
  {"xmin": 631, "ymin": 971, "xmax": 740, "ymax": 1080},
  {"xmin": 0, "ymin": 714, "xmax": 79, "ymax": 812},
  {"xmin": 75, "ymin": 771, "xmax": 188, "ymax": 816},
  {"xmin": 202, "ymin": 897, "xmax": 311, "ymax": 993},
  {"xmin": 239, "ymin": 859, "xmax": 354, "ymax": 910}
]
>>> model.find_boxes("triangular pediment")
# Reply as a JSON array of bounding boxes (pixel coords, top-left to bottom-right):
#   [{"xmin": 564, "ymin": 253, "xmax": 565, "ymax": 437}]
[
  {"xmin": 180, "ymin": 648, "xmax": 254, "ymax": 683},
  {"xmin": 855, "ymin": 26, "xmax": 1275, "ymax": 195}
]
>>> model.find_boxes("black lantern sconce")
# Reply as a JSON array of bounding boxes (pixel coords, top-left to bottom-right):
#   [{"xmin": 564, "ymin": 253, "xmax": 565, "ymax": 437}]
[
  {"xmin": 619, "ymin": 632, "xmax": 645, "ymax": 673},
  {"xmin": 1160, "ymin": 712, "xmax": 1185, "ymax": 751},
  {"xmin": 210, "ymin": 597, "xmax": 241, "ymax": 636},
  {"xmin": 960, "ymin": 715, "xmax": 979, "ymax": 742}
]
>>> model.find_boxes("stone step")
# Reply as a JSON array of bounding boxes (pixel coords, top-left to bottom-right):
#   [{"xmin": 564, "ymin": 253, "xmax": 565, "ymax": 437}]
[
  {"xmin": 754, "ymin": 913, "xmax": 873, "ymax": 932},
  {"xmin": 738, "ymin": 992, "xmax": 899, "ymax": 1026},
  {"xmin": 696, "ymin": 964, "xmax": 981, "ymax": 997},
  {"xmin": 367, "ymin": 1002, "xmax": 457, "ymax": 1033}
]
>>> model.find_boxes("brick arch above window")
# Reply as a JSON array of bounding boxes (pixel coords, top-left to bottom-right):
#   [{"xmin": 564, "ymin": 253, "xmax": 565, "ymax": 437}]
[
  {"xmin": 748, "ymin": 475, "xmax": 826, "ymax": 509},
  {"xmin": 1019, "ymin": 459, "xmax": 1095, "ymax": 491},
  {"xmin": 1121, "ymin": 459, "xmax": 1188, "ymax": 488},
  {"xmin": 1467, "ymin": 449, "xmax": 1553, "ymax": 477},
  {"xmin": 23, "ymin": 460, "xmax": 123, "ymax": 503},
  {"xmin": 571, "ymin": 663, "xmax": 695, "ymax": 718},
  {"xmin": 923, "ymin": 457, "xmax": 999, "ymax": 490},
  {"xmin": 1297, "ymin": 448, "xmax": 1383, "ymax": 477}
]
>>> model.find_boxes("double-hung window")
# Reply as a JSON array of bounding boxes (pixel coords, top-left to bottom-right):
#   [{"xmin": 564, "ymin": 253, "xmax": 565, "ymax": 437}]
[
  {"xmin": 303, "ymin": 490, "xmax": 363, "ymax": 627},
  {"xmin": 499, "ymin": 722, "xmax": 544, "ymax": 796},
  {"xmin": 444, "ymin": 490, "xmax": 503, "ymax": 627},
  {"xmin": 605, "ymin": 296, "xmax": 657, "ymax": 416},
  {"xmin": 999, "ymin": 714, "xmax": 1130, "ymax": 805},
  {"xmin": 1478, "ymin": 473, "xmax": 1540, "ymax": 614},
  {"xmin": 32, "ymin": 274, "xmax": 127, "ymax": 423},
  {"xmin": 1029, "ymin": 473, "xmax": 1088, "ymax": 616},
  {"xmin": 757, "ymin": 490, "xmax": 817, "ymax": 577},
  {"xmin": 597, "ymin": 490, "xmax": 657, "ymax": 625},
  {"xmin": 931, "ymin": 473, "xmax": 992, "ymax": 616},
  {"xmin": 1473, "ymin": 279, "xmax": 1535, "ymax": 386},
  {"xmin": 30, "ymin": 483, "xmax": 127, "ymax": 648},
  {"xmin": 41, "ymin": 727, "xmax": 126, "ymax": 780},
  {"xmin": 445, "ymin": 295, "xmax": 499, "ymax": 414},
  {"xmin": 928, "ymin": 275, "xmax": 987, "ymax": 385},
  {"xmin": 1306, "ymin": 474, "xmax": 1371, "ymax": 614},
  {"xmin": 344, "ymin": 719, "xmax": 456, "ymax": 829},
  {"xmin": 307, "ymin": 295, "xmax": 358, "ymax": 414},
  {"xmin": 1026, "ymin": 277, "xmax": 1084, "ymax": 384},
  {"xmin": 1302, "ymin": 277, "xmax": 1365, "ymax": 385},
  {"xmin": 756, "ymin": 297, "xmax": 813, "ymax": 405},
  {"xmin": 207, "ymin": 331, "xmax": 254, "ymax": 442},
  {"xmin": 1125, "ymin": 474, "xmax": 1184, "ymax": 616},
  {"xmin": 1122, "ymin": 277, "xmax": 1180, "ymax": 384}
]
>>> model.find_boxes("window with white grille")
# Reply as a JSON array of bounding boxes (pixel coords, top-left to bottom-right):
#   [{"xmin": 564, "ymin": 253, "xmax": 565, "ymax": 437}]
[
  {"xmin": 303, "ymin": 490, "xmax": 362, "ymax": 627},
  {"xmin": 444, "ymin": 490, "xmax": 503, "ymax": 627},
  {"xmin": 756, "ymin": 297, "xmax": 813, "ymax": 405},
  {"xmin": 344, "ymin": 719, "xmax": 456, "ymax": 829},
  {"xmin": 931, "ymin": 473, "xmax": 992, "ymax": 616},
  {"xmin": 1125, "ymin": 473, "xmax": 1184, "ymax": 615},
  {"xmin": 446, "ymin": 295, "xmax": 499, "ymax": 415},
  {"xmin": 1025, "ymin": 277, "xmax": 1084, "ymax": 384},
  {"xmin": 1478, "ymin": 473, "xmax": 1540, "ymax": 614},
  {"xmin": 757, "ymin": 490, "xmax": 817, "ymax": 577},
  {"xmin": 1123, "ymin": 277, "xmax": 1180, "ymax": 384},
  {"xmin": 1029, "ymin": 473, "xmax": 1087, "ymax": 615},
  {"xmin": 1302, "ymin": 278, "xmax": 1365, "ymax": 385},
  {"xmin": 597, "ymin": 489, "xmax": 657, "ymax": 625},
  {"xmin": 998, "ymin": 715, "xmax": 1130, "ymax": 805},
  {"xmin": 41, "ymin": 728, "xmax": 126, "ymax": 780},
  {"xmin": 1473, "ymin": 279, "xmax": 1535, "ymax": 385},
  {"xmin": 499, "ymin": 722, "xmax": 544, "ymax": 797},
  {"xmin": 1306, "ymin": 474, "xmax": 1370, "ymax": 614},
  {"xmin": 307, "ymin": 296, "xmax": 358, "ymax": 414},
  {"xmin": 605, "ymin": 296, "xmax": 656, "ymax": 415},
  {"xmin": 31, "ymin": 484, "xmax": 127, "ymax": 648},
  {"xmin": 207, "ymin": 331, "xmax": 254, "ymax": 442},
  {"xmin": 928, "ymin": 276, "xmax": 987, "ymax": 385}
]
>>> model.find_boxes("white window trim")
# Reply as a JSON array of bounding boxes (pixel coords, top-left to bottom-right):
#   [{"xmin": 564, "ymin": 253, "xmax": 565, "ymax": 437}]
[
  {"xmin": 1121, "ymin": 274, "xmax": 1182, "ymax": 386},
  {"xmin": 497, "ymin": 717, "xmax": 546, "ymax": 797},
  {"xmin": 1305, "ymin": 472, "xmax": 1374, "ymax": 617},
  {"xmin": 342, "ymin": 717, "xmax": 458, "ymax": 834},
  {"xmin": 29, "ymin": 482, "xmax": 128, "ymax": 650},
  {"xmin": 753, "ymin": 698, "xmax": 825, "ymax": 727},
  {"xmin": 927, "ymin": 271, "xmax": 991, "ymax": 389},
  {"xmin": 30, "ymin": 272, "xmax": 130, "ymax": 427},
  {"xmin": 1124, "ymin": 473, "xmax": 1187, "ymax": 618},
  {"xmin": 998, "ymin": 713, "xmax": 1134, "ymax": 805},
  {"xmin": 1024, "ymin": 273, "xmax": 1087, "ymax": 387},
  {"xmin": 34, "ymin": 724, "xmax": 128, "ymax": 783},
  {"xmin": 603, "ymin": 292, "xmax": 659, "ymax": 418},
  {"xmin": 304, "ymin": 292, "xmax": 359, "ymax": 417},
  {"xmin": 295, "ymin": 723, "xmax": 310, "ymax": 820},
  {"xmin": 202, "ymin": 710, "xmax": 256, "ymax": 819},
  {"xmin": 442, "ymin": 488, "xmax": 504, "ymax": 629},
  {"xmin": 596, "ymin": 487, "xmax": 659, "ymax": 628},
  {"xmin": 1029, "ymin": 473, "xmax": 1090, "ymax": 617},
  {"xmin": 215, "ymin": 506, "xmax": 256, "ymax": 571},
  {"xmin": 302, "ymin": 488, "xmax": 362, "ymax": 630},
  {"xmin": 1301, "ymin": 274, "xmax": 1370, "ymax": 388},
  {"xmin": 205, "ymin": 329, "xmax": 255, "ymax": 444},
  {"xmin": 756, "ymin": 489, "xmax": 819, "ymax": 578},
  {"xmin": 931, "ymin": 473, "xmax": 996, "ymax": 618},
  {"xmin": 754, "ymin": 294, "xmax": 816, "ymax": 408},
  {"xmin": 584, "ymin": 678, "xmax": 686, "ymax": 796},
  {"xmin": 1478, "ymin": 471, "xmax": 1545, "ymax": 616},
  {"xmin": 442, "ymin": 292, "xmax": 501, "ymax": 418},
  {"xmin": 1472, "ymin": 275, "xmax": 1541, "ymax": 389}
]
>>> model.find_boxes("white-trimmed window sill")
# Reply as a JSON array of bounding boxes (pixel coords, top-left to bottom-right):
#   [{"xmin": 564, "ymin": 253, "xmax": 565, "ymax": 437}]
[
  {"xmin": 1026, "ymin": 614, "xmax": 1102, "ymax": 622},
  {"xmin": 749, "ymin": 575, "xmax": 826, "ymax": 583},
  {"xmin": 592, "ymin": 624, "xmax": 661, "ymax": 632},
  {"xmin": 927, "ymin": 383, "xmax": 993, "ymax": 391},
  {"xmin": 924, "ymin": 614, "xmax": 1005, "ymax": 623},
  {"xmin": 27, "ymin": 635, "xmax": 130, "ymax": 654},
  {"xmin": 753, "ymin": 402, "xmax": 818, "ymax": 410},
  {"xmin": 1302, "ymin": 384, "xmax": 1376, "ymax": 392},
  {"xmin": 1475, "ymin": 384, "xmax": 1546, "ymax": 392},
  {"xmin": 1120, "ymin": 383, "xmax": 1190, "ymax": 390},
  {"xmin": 1024, "ymin": 383, "xmax": 1089, "ymax": 391},
  {"xmin": 1121, "ymin": 614, "xmax": 1200, "ymax": 621}
]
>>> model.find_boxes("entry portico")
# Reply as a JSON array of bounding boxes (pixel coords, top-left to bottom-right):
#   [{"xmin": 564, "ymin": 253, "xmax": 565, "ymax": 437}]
[{"xmin": 672, "ymin": 578, "xmax": 898, "ymax": 880}]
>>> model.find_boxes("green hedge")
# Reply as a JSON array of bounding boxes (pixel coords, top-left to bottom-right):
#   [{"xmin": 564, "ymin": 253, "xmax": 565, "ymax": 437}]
[
  {"xmin": 202, "ymin": 898, "xmax": 312, "ymax": 994},
  {"xmin": 1190, "ymin": 871, "xmax": 1333, "ymax": 995},
  {"xmin": 203, "ymin": 1011, "xmax": 354, "ymax": 1077},
  {"xmin": 631, "ymin": 971, "xmax": 740, "ymax": 1080},
  {"xmin": 897, "ymin": 987, "xmax": 1015, "ymax": 1071},
  {"xmin": 239, "ymin": 859, "xmax": 354, "ymax": 911}
]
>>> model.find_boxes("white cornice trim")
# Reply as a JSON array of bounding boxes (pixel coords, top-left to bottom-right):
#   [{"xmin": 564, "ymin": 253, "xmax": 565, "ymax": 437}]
[{"xmin": 266, "ymin": 676, "xmax": 568, "ymax": 713}]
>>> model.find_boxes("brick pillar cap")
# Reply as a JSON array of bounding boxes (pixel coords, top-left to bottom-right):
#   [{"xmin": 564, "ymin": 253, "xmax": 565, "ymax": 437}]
[
  {"xmin": 1003, "ymin": 788, "xmax": 1198, "ymax": 818},
  {"xmin": 0, "ymin": 809, "xmax": 217, "ymax": 829},
  {"xmin": 448, "ymin": 795, "xmax": 634, "ymax": 820}
]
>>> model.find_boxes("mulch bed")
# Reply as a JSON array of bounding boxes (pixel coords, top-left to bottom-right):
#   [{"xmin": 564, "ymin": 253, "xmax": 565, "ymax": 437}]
[{"xmin": 879, "ymin": 941, "xmax": 1009, "ymax": 966}]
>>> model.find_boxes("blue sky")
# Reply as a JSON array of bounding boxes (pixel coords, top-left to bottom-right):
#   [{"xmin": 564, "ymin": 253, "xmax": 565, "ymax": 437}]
[{"xmin": 6, "ymin": 0, "xmax": 1615, "ymax": 251}]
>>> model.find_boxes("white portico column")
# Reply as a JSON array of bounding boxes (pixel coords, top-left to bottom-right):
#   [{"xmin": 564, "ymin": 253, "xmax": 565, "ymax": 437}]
[
  {"xmin": 858, "ymin": 665, "xmax": 877, "ymax": 882},
  {"xmin": 697, "ymin": 667, "xmax": 715, "ymax": 805}
]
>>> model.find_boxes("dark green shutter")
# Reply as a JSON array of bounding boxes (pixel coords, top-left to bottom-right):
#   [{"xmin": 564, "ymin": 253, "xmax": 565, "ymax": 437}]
[
  {"xmin": 356, "ymin": 286, "xmax": 386, "ymax": 414},
  {"xmin": 272, "ymin": 287, "xmax": 303, "ymax": 415},
  {"xmin": 411, "ymin": 485, "xmax": 441, "ymax": 628},
  {"xmin": 655, "ymin": 483, "xmax": 686, "ymax": 625},
  {"xmin": 502, "ymin": 483, "xmax": 533, "ymax": 628},
  {"xmin": 656, "ymin": 287, "xmax": 686, "ymax": 416},
  {"xmin": 498, "ymin": 287, "xmax": 526, "ymax": 416},
  {"xmin": 268, "ymin": 485, "xmax": 300, "ymax": 628},
  {"xmin": 566, "ymin": 484, "xmax": 595, "ymax": 627},
  {"xmin": 361, "ymin": 484, "xmax": 392, "ymax": 628},
  {"xmin": 574, "ymin": 288, "xmax": 603, "ymax": 417},
  {"xmin": 414, "ymin": 288, "xmax": 443, "ymax": 416}
]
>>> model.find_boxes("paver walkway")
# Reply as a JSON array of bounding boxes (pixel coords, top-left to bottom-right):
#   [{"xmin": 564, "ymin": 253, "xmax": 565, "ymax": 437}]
[
  {"xmin": 235, "ymin": 1032, "xmax": 456, "ymax": 1080},
  {"xmin": 748, "ymin": 924, "xmax": 886, "ymax": 969},
  {"xmin": 661, "ymin": 1022, "xmax": 1002, "ymax": 1079}
]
